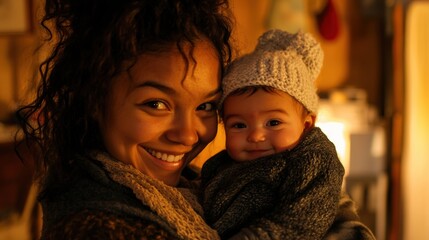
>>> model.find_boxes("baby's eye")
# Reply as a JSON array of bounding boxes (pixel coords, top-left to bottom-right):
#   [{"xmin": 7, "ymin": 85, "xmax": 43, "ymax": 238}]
[
  {"xmin": 197, "ymin": 102, "xmax": 217, "ymax": 112},
  {"xmin": 144, "ymin": 100, "xmax": 168, "ymax": 110},
  {"xmin": 267, "ymin": 120, "xmax": 281, "ymax": 126},
  {"xmin": 232, "ymin": 123, "xmax": 247, "ymax": 129}
]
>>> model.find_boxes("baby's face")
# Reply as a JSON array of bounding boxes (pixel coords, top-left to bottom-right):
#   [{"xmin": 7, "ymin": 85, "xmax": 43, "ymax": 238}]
[{"xmin": 223, "ymin": 89, "xmax": 314, "ymax": 162}]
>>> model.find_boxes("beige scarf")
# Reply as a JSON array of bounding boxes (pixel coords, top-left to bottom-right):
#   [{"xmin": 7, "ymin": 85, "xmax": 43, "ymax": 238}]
[{"xmin": 93, "ymin": 152, "xmax": 220, "ymax": 240}]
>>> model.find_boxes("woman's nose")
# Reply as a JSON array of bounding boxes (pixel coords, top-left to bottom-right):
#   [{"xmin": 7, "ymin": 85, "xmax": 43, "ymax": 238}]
[
  {"xmin": 247, "ymin": 128, "xmax": 266, "ymax": 143},
  {"xmin": 166, "ymin": 114, "xmax": 199, "ymax": 146}
]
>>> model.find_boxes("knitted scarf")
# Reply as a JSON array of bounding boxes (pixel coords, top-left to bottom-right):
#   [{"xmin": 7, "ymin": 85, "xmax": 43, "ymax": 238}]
[{"xmin": 93, "ymin": 152, "xmax": 220, "ymax": 240}]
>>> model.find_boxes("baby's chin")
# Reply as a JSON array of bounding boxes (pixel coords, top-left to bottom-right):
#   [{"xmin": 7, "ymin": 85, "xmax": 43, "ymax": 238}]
[{"xmin": 234, "ymin": 149, "xmax": 276, "ymax": 162}]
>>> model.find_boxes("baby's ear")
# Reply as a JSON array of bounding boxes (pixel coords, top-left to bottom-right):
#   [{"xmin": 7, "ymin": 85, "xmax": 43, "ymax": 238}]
[{"xmin": 304, "ymin": 113, "xmax": 316, "ymax": 131}]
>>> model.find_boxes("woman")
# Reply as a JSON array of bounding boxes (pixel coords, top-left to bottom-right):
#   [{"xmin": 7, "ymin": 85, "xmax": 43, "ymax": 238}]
[{"xmin": 18, "ymin": 0, "xmax": 232, "ymax": 239}]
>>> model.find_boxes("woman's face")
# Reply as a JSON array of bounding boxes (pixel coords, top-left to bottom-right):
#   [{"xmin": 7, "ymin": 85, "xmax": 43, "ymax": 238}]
[{"xmin": 99, "ymin": 40, "xmax": 221, "ymax": 186}]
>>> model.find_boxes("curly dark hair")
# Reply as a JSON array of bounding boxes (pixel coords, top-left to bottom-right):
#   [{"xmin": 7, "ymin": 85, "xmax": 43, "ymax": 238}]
[{"xmin": 17, "ymin": 0, "xmax": 234, "ymax": 192}]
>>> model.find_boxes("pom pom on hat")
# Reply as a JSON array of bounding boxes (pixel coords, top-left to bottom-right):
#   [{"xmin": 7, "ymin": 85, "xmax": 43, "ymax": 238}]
[{"xmin": 221, "ymin": 29, "xmax": 324, "ymax": 114}]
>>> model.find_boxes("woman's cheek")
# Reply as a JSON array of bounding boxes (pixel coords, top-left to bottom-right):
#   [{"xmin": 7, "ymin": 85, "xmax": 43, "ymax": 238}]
[{"xmin": 197, "ymin": 115, "xmax": 219, "ymax": 144}]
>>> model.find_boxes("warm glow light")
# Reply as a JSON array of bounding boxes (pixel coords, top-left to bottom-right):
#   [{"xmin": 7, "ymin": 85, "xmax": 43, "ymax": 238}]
[
  {"xmin": 316, "ymin": 121, "xmax": 350, "ymax": 176},
  {"xmin": 403, "ymin": 2, "xmax": 429, "ymax": 239}
]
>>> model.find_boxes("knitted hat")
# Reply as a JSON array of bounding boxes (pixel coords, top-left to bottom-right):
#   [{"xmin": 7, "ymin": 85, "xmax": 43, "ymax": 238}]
[{"xmin": 221, "ymin": 29, "xmax": 323, "ymax": 113}]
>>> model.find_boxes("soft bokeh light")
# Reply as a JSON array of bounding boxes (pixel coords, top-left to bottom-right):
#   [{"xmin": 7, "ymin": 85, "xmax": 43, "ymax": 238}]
[{"xmin": 316, "ymin": 121, "xmax": 350, "ymax": 176}]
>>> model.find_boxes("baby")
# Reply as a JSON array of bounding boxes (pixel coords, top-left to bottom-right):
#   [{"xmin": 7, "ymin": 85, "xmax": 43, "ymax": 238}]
[{"xmin": 201, "ymin": 29, "xmax": 345, "ymax": 239}]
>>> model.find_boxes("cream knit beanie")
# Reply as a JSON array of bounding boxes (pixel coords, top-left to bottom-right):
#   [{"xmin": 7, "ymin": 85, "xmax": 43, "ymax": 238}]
[{"xmin": 221, "ymin": 29, "xmax": 323, "ymax": 113}]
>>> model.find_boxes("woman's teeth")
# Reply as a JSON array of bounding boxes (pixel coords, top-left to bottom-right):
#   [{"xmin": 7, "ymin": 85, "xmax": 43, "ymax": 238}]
[{"xmin": 146, "ymin": 149, "xmax": 184, "ymax": 162}]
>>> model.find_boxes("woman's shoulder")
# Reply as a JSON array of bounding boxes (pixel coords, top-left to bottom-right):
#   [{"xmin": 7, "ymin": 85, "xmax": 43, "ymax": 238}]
[
  {"xmin": 40, "ymin": 156, "xmax": 180, "ymax": 239},
  {"xmin": 40, "ymin": 155, "xmax": 162, "ymax": 231},
  {"xmin": 41, "ymin": 209, "xmax": 178, "ymax": 240}
]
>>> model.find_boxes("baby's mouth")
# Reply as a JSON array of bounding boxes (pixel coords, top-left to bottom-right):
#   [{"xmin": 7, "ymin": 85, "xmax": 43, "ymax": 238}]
[{"xmin": 145, "ymin": 148, "xmax": 185, "ymax": 163}]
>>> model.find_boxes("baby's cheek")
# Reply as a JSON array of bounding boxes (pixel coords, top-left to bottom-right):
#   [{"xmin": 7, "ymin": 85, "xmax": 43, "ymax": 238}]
[
  {"xmin": 225, "ymin": 135, "xmax": 244, "ymax": 158},
  {"xmin": 272, "ymin": 134, "xmax": 300, "ymax": 152}
]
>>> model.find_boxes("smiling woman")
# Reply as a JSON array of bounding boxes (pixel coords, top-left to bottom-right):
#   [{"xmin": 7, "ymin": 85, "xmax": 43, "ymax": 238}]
[{"xmin": 15, "ymin": 0, "xmax": 233, "ymax": 239}]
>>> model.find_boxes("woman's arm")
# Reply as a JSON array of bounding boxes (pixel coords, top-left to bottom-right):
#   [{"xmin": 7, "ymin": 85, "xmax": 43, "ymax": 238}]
[{"xmin": 322, "ymin": 192, "xmax": 376, "ymax": 240}]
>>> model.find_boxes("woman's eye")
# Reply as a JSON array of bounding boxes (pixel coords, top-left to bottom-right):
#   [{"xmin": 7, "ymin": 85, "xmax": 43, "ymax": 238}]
[
  {"xmin": 197, "ymin": 102, "xmax": 217, "ymax": 112},
  {"xmin": 143, "ymin": 100, "xmax": 168, "ymax": 110},
  {"xmin": 267, "ymin": 120, "xmax": 281, "ymax": 126}
]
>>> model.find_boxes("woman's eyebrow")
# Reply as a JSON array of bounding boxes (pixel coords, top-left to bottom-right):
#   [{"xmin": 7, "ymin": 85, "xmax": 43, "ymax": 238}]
[
  {"xmin": 135, "ymin": 80, "xmax": 221, "ymax": 98},
  {"xmin": 206, "ymin": 87, "xmax": 222, "ymax": 98},
  {"xmin": 134, "ymin": 81, "xmax": 175, "ymax": 95}
]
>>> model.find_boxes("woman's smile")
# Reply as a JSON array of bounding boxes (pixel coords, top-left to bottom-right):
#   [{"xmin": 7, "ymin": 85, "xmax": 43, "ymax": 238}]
[{"xmin": 144, "ymin": 147, "xmax": 185, "ymax": 163}]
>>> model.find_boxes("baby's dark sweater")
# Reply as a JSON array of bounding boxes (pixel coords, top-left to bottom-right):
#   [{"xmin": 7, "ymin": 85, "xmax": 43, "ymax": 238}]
[{"xmin": 201, "ymin": 127, "xmax": 345, "ymax": 239}]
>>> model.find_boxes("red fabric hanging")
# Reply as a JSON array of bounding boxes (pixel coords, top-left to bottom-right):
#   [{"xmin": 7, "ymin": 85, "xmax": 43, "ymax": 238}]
[{"xmin": 317, "ymin": 0, "xmax": 340, "ymax": 40}]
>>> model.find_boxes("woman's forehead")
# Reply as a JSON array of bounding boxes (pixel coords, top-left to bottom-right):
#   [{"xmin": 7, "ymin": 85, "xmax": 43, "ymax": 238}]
[{"xmin": 109, "ymin": 39, "xmax": 221, "ymax": 100}]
